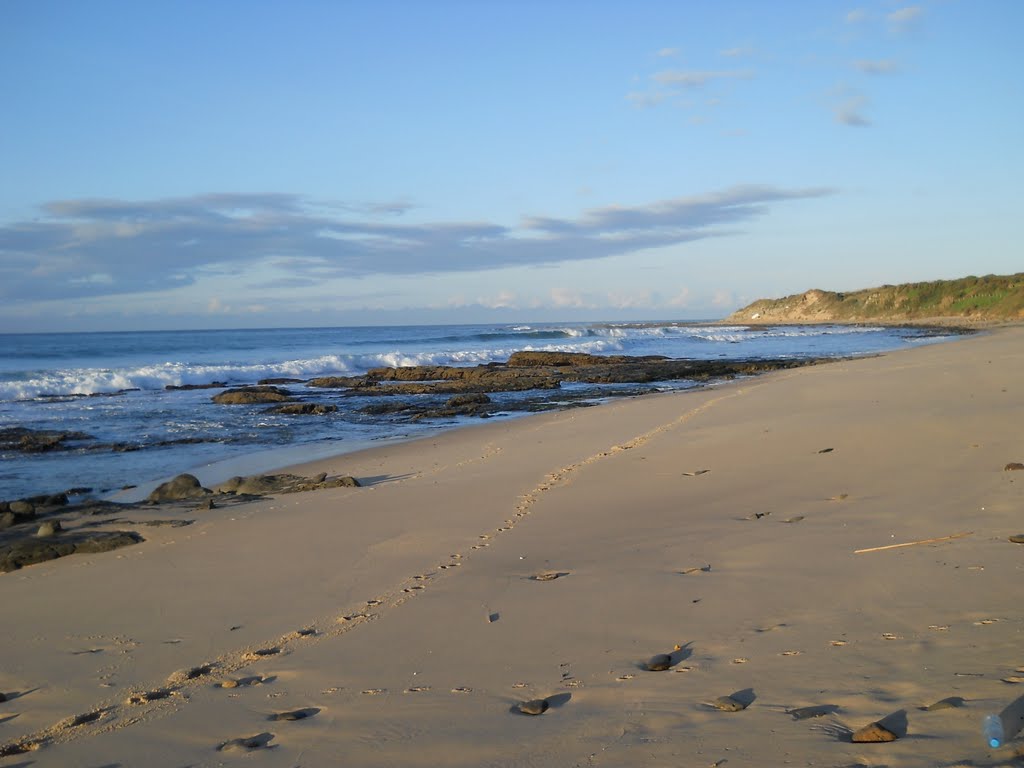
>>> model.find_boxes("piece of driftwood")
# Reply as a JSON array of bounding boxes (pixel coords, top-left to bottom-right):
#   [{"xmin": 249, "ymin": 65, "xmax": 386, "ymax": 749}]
[{"xmin": 854, "ymin": 531, "xmax": 973, "ymax": 554}]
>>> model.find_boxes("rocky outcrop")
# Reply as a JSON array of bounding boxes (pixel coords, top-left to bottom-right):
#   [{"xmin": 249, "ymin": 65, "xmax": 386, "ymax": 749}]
[
  {"xmin": 212, "ymin": 386, "xmax": 293, "ymax": 404},
  {"xmin": 148, "ymin": 474, "xmax": 211, "ymax": 502},
  {"xmin": 215, "ymin": 473, "xmax": 361, "ymax": 496},
  {"xmin": 0, "ymin": 427, "xmax": 95, "ymax": 453},
  {"xmin": 266, "ymin": 403, "xmax": 338, "ymax": 415},
  {"xmin": 1, "ymin": 530, "xmax": 144, "ymax": 573}
]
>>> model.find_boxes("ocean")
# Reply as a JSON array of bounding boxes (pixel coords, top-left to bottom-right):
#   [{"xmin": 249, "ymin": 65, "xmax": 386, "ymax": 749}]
[{"xmin": 0, "ymin": 321, "xmax": 961, "ymax": 502}]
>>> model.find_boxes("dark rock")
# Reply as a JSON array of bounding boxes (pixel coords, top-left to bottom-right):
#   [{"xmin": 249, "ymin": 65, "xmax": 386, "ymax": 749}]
[
  {"xmin": 36, "ymin": 520, "xmax": 62, "ymax": 537},
  {"xmin": 211, "ymin": 386, "xmax": 293, "ymax": 405},
  {"xmin": 148, "ymin": 474, "xmax": 211, "ymax": 502},
  {"xmin": 307, "ymin": 375, "xmax": 373, "ymax": 388},
  {"xmin": 1, "ymin": 531, "xmax": 143, "ymax": 573},
  {"xmin": 165, "ymin": 381, "xmax": 227, "ymax": 391},
  {"xmin": 0, "ymin": 513, "xmax": 16, "ymax": 530},
  {"xmin": 9, "ymin": 500, "xmax": 34, "ymax": 516},
  {"xmin": 1005, "ymin": 462, "xmax": 1024, "ymax": 471},
  {"xmin": 446, "ymin": 393, "xmax": 492, "ymax": 407},
  {"xmin": 267, "ymin": 403, "xmax": 338, "ymax": 415},
  {"xmin": 258, "ymin": 377, "xmax": 305, "ymax": 385},
  {"xmin": 66, "ymin": 487, "xmax": 94, "ymax": 495},
  {"xmin": 216, "ymin": 473, "xmax": 360, "ymax": 495},
  {"xmin": 0, "ymin": 427, "xmax": 95, "ymax": 453}
]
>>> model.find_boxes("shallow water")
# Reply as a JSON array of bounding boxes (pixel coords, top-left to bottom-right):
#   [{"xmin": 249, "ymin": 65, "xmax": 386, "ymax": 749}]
[{"xmin": 0, "ymin": 321, "xmax": 960, "ymax": 500}]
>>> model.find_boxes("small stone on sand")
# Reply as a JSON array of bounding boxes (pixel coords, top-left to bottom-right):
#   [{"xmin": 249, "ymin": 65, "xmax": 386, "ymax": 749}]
[
  {"xmin": 646, "ymin": 654, "xmax": 672, "ymax": 671},
  {"xmin": 921, "ymin": 696, "xmax": 965, "ymax": 711},
  {"xmin": 851, "ymin": 721, "xmax": 898, "ymax": 743},
  {"xmin": 220, "ymin": 679, "xmax": 239, "ymax": 689},
  {"xmin": 710, "ymin": 696, "xmax": 746, "ymax": 712},
  {"xmin": 518, "ymin": 699, "xmax": 549, "ymax": 715}
]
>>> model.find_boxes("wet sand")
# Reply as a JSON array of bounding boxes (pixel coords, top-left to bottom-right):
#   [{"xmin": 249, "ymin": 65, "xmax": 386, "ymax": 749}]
[{"xmin": 1, "ymin": 326, "xmax": 1023, "ymax": 766}]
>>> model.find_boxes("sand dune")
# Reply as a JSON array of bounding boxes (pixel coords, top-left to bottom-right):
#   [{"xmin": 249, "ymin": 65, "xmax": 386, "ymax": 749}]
[{"xmin": 2, "ymin": 327, "xmax": 1023, "ymax": 766}]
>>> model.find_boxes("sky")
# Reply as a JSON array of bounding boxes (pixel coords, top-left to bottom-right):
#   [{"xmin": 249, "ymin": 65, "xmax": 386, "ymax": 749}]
[{"xmin": 1, "ymin": 0, "xmax": 1021, "ymax": 332}]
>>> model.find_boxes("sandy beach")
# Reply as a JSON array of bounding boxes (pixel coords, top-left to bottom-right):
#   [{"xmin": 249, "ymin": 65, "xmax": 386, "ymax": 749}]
[{"xmin": 2, "ymin": 326, "xmax": 1023, "ymax": 767}]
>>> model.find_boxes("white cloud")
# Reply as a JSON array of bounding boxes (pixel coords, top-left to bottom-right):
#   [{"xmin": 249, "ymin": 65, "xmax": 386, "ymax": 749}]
[
  {"xmin": 887, "ymin": 6, "xmax": 924, "ymax": 33},
  {"xmin": 0, "ymin": 186, "xmax": 833, "ymax": 305},
  {"xmin": 854, "ymin": 59, "xmax": 900, "ymax": 75},
  {"xmin": 720, "ymin": 46, "xmax": 754, "ymax": 58},
  {"xmin": 652, "ymin": 69, "xmax": 753, "ymax": 88},
  {"xmin": 655, "ymin": 47, "xmax": 679, "ymax": 58},
  {"xmin": 844, "ymin": 8, "xmax": 868, "ymax": 24}
]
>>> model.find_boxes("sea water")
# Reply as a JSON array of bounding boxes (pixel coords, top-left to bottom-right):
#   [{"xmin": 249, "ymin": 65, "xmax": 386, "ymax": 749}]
[{"xmin": 0, "ymin": 321, "xmax": 961, "ymax": 501}]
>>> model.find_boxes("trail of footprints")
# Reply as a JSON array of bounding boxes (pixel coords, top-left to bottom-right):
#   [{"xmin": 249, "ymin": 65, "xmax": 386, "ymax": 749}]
[{"xmin": 1, "ymin": 395, "xmax": 1010, "ymax": 759}]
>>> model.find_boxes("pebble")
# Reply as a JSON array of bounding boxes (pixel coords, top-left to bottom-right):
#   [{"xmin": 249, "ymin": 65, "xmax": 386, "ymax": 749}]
[
  {"xmin": 518, "ymin": 699, "xmax": 549, "ymax": 715},
  {"xmin": 710, "ymin": 696, "xmax": 746, "ymax": 712},
  {"xmin": 851, "ymin": 721, "xmax": 898, "ymax": 743}
]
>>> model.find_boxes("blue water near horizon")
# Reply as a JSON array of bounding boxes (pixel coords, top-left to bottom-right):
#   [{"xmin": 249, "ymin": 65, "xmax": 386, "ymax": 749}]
[{"xmin": 0, "ymin": 320, "xmax": 964, "ymax": 501}]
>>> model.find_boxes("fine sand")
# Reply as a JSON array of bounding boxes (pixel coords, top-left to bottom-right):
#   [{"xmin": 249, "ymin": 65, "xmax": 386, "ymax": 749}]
[{"xmin": 2, "ymin": 327, "xmax": 1023, "ymax": 767}]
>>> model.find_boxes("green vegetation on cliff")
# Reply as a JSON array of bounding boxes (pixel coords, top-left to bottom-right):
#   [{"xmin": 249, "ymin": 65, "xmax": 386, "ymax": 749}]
[{"xmin": 727, "ymin": 273, "xmax": 1024, "ymax": 324}]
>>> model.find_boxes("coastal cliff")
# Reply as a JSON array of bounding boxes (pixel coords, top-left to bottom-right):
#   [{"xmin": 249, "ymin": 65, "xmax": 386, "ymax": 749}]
[{"xmin": 725, "ymin": 273, "xmax": 1024, "ymax": 325}]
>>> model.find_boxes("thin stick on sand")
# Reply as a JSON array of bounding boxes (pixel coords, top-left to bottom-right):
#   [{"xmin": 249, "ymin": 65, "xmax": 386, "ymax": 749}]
[{"xmin": 854, "ymin": 531, "xmax": 973, "ymax": 554}]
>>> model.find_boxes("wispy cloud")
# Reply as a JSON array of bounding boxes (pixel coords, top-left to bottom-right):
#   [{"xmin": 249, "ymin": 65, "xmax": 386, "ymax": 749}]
[
  {"xmin": 0, "ymin": 187, "xmax": 834, "ymax": 303},
  {"xmin": 719, "ymin": 46, "xmax": 754, "ymax": 58},
  {"xmin": 655, "ymin": 47, "xmax": 680, "ymax": 58},
  {"xmin": 833, "ymin": 89, "xmax": 871, "ymax": 126},
  {"xmin": 652, "ymin": 69, "xmax": 753, "ymax": 88},
  {"xmin": 844, "ymin": 8, "xmax": 868, "ymax": 24},
  {"xmin": 853, "ymin": 59, "xmax": 900, "ymax": 75},
  {"xmin": 887, "ymin": 5, "xmax": 924, "ymax": 33}
]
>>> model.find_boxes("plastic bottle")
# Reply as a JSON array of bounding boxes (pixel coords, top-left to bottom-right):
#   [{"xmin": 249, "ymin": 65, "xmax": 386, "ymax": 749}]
[{"xmin": 983, "ymin": 714, "xmax": 1004, "ymax": 748}]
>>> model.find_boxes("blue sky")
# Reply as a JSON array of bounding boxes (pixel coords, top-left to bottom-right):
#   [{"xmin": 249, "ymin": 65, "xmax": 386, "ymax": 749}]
[{"xmin": 1, "ymin": 0, "xmax": 1021, "ymax": 332}]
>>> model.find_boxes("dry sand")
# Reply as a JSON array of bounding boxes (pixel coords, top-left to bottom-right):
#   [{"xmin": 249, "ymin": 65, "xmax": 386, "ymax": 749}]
[{"xmin": 2, "ymin": 326, "xmax": 1023, "ymax": 767}]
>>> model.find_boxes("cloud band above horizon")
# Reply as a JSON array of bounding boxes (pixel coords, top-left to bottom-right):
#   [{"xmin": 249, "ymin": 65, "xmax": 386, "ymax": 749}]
[{"xmin": 0, "ymin": 186, "xmax": 833, "ymax": 303}]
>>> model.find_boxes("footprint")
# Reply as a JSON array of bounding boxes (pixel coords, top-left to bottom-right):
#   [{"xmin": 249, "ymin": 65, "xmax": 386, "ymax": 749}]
[
  {"xmin": 511, "ymin": 682, "xmax": 529, "ymax": 689},
  {"xmin": 826, "ymin": 493, "xmax": 849, "ymax": 502},
  {"xmin": 404, "ymin": 686, "xmax": 431, "ymax": 693},
  {"xmin": 781, "ymin": 515, "xmax": 805, "ymax": 524},
  {"xmin": 169, "ymin": 663, "xmax": 215, "ymax": 683},
  {"xmin": 0, "ymin": 741, "xmax": 40, "ymax": 757},
  {"xmin": 973, "ymin": 618, "xmax": 999, "ymax": 625},
  {"xmin": 787, "ymin": 704, "xmax": 839, "ymax": 720},
  {"xmin": 244, "ymin": 647, "xmax": 281, "ymax": 661},
  {"xmin": 780, "ymin": 650, "xmax": 802, "ymax": 656},
  {"xmin": 293, "ymin": 628, "xmax": 316, "ymax": 638},
  {"xmin": 928, "ymin": 625, "xmax": 950, "ymax": 632},
  {"xmin": 732, "ymin": 658, "xmax": 749, "ymax": 664},
  {"xmin": 830, "ymin": 640, "xmax": 847, "ymax": 647},
  {"xmin": 365, "ymin": 599, "xmax": 382, "ymax": 607},
  {"xmin": 1002, "ymin": 676, "xmax": 1024, "ymax": 684},
  {"xmin": 682, "ymin": 469, "xmax": 711, "ymax": 477},
  {"xmin": 270, "ymin": 707, "xmax": 319, "ymax": 721},
  {"xmin": 529, "ymin": 571, "xmax": 570, "ymax": 582},
  {"xmin": 451, "ymin": 687, "xmax": 473, "ymax": 694},
  {"xmin": 340, "ymin": 613, "xmax": 368, "ymax": 622},
  {"xmin": 217, "ymin": 732, "xmax": 276, "ymax": 751},
  {"xmin": 881, "ymin": 633, "xmax": 902, "ymax": 640},
  {"xmin": 64, "ymin": 710, "xmax": 104, "ymax": 728},
  {"xmin": 361, "ymin": 688, "xmax": 386, "ymax": 695},
  {"xmin": 616, "ymin": 674, "xmax": 635, "ymax": 681},
  {"xmin": 127, "ymin": 689, "xmax": 174, "ymax": 704}
]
